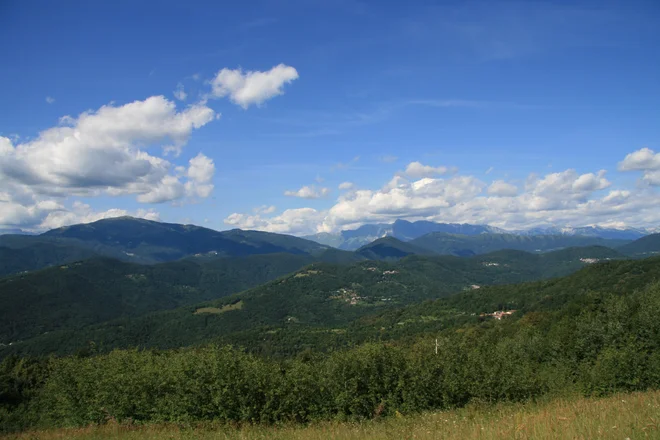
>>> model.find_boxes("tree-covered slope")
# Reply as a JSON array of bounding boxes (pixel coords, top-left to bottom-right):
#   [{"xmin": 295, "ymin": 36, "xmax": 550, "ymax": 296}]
[
  {"xmin": 1, "ymin": 246, "xmax": 626, "ymax": 358},
  {"xmin": 344, "ymin": 254, "xmax": 660, "ymax": 342},
  {"xmin": 617, "ymin": 233, "xmax": 660, "ymax": 258},
  {"xmin": 0, "ymin": 218, "xmax": 339, "ymax": 277},
  {"xmin": 355, "ymin": 236, "xmax": 437, "ymax": 260},
  {"xmin": 2, "ymin": 256, "xmax": 660, "ymax": 433},
  {"xmin": 42, "ymin": 217, "xmax": 330, "ymax": 262},
  {"xmin": 0, "ymin": 234, "xmax": 154, "ymax": 276},
  {"xmin": 0, "ymin": 253, "xmax": 325, "ymax": 344},
  {"xmin": 409, "ymin": 232, "xmax": 629, "ymax": 256},
  {"xmin": 0, "ymin": 241, "xmax": 100, "ymax": 277}
]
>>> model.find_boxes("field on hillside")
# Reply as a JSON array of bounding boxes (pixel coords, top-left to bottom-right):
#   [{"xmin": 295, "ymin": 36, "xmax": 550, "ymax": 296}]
[{"xmin": 4, "ymin": 390, "xmax": 659, "ymax": 440}]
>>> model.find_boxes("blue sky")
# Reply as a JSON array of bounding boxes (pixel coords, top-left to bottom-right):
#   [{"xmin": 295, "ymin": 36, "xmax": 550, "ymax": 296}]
[{"xmin": 1, "ymin": 0, "xmax": 659, "ymax": 234}]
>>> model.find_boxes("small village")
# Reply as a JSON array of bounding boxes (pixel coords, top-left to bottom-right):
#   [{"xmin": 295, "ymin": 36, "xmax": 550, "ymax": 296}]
[{"xmin": 480, "ymin": 310, "xmax": 517, "ymax": 320}]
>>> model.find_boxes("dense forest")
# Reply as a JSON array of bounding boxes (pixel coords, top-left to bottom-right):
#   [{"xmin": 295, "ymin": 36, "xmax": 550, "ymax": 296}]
[
  {"xmin": 409, "ymin": 232, "xmax": 631, "ymax": 256},
  {"xmin": 1, "ymin": 262, "xmax": 658, "ymax": 432},
  {"xmin": 0, "ymin": 253, "xmax": 326, "ymax": 344},
  {"xmin": 0, "ymin": 245, "xmax": 624, "ymax": 358}
]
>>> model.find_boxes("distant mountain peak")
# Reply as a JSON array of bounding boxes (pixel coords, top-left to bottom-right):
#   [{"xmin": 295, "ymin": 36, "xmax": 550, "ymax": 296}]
[
  {"xmin": 39, "ymin": 218, "xmax": 329, "ymax": 263},
  {"xmin": 303, "ymin": 219, "xmax": 650, "ymax": 250}
]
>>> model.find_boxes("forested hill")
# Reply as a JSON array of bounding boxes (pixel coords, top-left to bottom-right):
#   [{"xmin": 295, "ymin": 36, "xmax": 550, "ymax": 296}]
[
  {"xmin": 0, "ymin": 217, "xmax": 339, "ymax": 277},
  {"xmin": 0, "ymin": 245, "xmax": 626, "ymax": 359},
  {"xmin": 342, "ymin": 253, "xmax": 660, "ymax": 344},
  {"xmin": 0, "ymin": 253, "xmax": 324, "ymax": 344},
  {"xmin": 0, "ymin": 240, "xmax": 100, "ymax": 277},
  {"xmin": 409, "ymin": 232, "xmax": 630, "ymax": 256},
  {"xmin": 617, "ymin": 233, "xmax": 660, "ymax": 258},
  {"xmin": 355, "ymin": 236, "xmax": 438, "ymax": 260},
  {"xmin": 42, "ymin": 216, "xmax": 330, "ymax": 261}
]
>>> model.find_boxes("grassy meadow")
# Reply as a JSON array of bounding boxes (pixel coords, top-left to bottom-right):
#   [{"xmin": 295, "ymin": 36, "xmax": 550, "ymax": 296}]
[{"xmin": 4, "ymin": 389, "xmax": 658, "ymax": 440}]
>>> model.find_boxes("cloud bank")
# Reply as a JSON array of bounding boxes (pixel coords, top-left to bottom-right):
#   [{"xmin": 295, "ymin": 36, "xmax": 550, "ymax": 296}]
[{"xmin": 224, "ymin": 154, "xmax": 660, "ymax": 235}]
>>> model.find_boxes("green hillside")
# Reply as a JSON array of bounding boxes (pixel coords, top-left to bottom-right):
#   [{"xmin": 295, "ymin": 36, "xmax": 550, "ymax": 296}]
[
  {"xmin": 0, "ymin": 234, "xmax": 155, "ymax": 276},
  {"xmin": 617, "ymin": 233, "xmax": 660, "ymax": 257},
  {"xmin": 0, "ymin": 253, "xmax": 323, "ymax": 344},
  {"xmin": 356, "ymin": 236, "xmax": 437, "ymax": 260},
  {"xmin": 1, "ymin": 246, "xmax": 625, "ymax": 359},
  {"xmin": 343, "ymin": 253, "xmax": 660, "ymax": 343},
  {"xmin": 1, "ymin": 256, "xmax": 659, "ymax": 433},
  {"xmin": 0, "ymin": 218, "xmax": 340, "ymax": 277},
  {"xmin": 0, "ymin": 241, "xmax": 100, "ymax": 278},
  {"xmin": 409, "ymin": 232, "xmax": 629, "ymax": 256},
  {"xmin": 42, "ymin": 217, "xmax": 330, "ymax": 262}
]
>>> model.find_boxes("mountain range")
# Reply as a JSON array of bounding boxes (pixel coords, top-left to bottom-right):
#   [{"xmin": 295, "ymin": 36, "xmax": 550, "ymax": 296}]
[
  {"xmin": 42, "ymin": 216, "xmax": 331, "ymax": 260},
  {"xmin": 304, "ymin": 219, "xmax": 651, "ymax": 250},
  {"xmin": 0, "ymin": 217, "xmax": 346, "ymax": 277},
  {"xmin": 0, "ymin": 217, "xmax": 658, "ymax": 279}
]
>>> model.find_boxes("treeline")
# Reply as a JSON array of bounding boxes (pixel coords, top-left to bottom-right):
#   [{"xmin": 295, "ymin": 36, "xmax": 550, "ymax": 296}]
[{"xmin": 2, "ymin": 281, "xmax": 659, "ymax": 433}]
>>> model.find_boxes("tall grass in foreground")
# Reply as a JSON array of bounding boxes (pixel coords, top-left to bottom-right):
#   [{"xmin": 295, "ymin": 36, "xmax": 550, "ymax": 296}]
[{"xmin": 4, "ymin": 389, "xmax": 658, "ymax": 440}]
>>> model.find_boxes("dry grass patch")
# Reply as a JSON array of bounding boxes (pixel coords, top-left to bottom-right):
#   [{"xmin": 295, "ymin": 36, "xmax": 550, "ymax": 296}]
[
  {"xmin": 294, "ymin": 270, "xmax": 321, "ymax": 278},
  {"xmin": 193, "ymin": 301, "xmax": 243, "ymax": 315}
]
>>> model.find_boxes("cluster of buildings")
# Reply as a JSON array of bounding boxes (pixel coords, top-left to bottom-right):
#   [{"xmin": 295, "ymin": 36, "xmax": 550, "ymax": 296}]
[
  {"xmin": 332, "ymin": 287, "xmax": 362, "ymax": 305},
  {"xmin": 480, "ymin": 310, "xmax": 516, "ymax": 320}
]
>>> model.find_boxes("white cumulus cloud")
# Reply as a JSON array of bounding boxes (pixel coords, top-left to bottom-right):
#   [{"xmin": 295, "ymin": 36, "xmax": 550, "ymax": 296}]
[
  {"xmin": 210, "ymin": 64, "xmax": 299, "ymax": 109},
  {"xmin": 528, "ymin": 169, "xmax": 610, "ymax": 199},
  {"xmin": 224, "ymin": 208, "xmax": 323, "ymax": 235},
  {"xmin": 184, "ymin": 153, "xmax": 215, "ymax": 199},
  {"xmin": 405, "ymin": 161, "xmax": 454, "ymax": 178},
  {"xmin": 137, "ymin": 174, "xmax": 185, "ymax": 204},
  {"xmin": 0, "ymin": 95, "xmax": 217, "ymax": 230},
  {"xmin": 0, "ymin": 96, "xmax": 214, "ymax": 200},
  {"xmin": 284, "ymin": 185, "xmax": 330, "ymax": 199},
  {"xmin": 618, "ymin": 147, "xmax": 660, "ymax": 171},
  {"xmin": 619, "ymin": 148, "xmax": 660, "ymax": 186},
  {"xmin": 487, "ymin": 180, "xmax": 518, "ymax": 197},
  {"xmin": 39, "ymin": 201, "xmax": 160, "ymax": 230}
]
